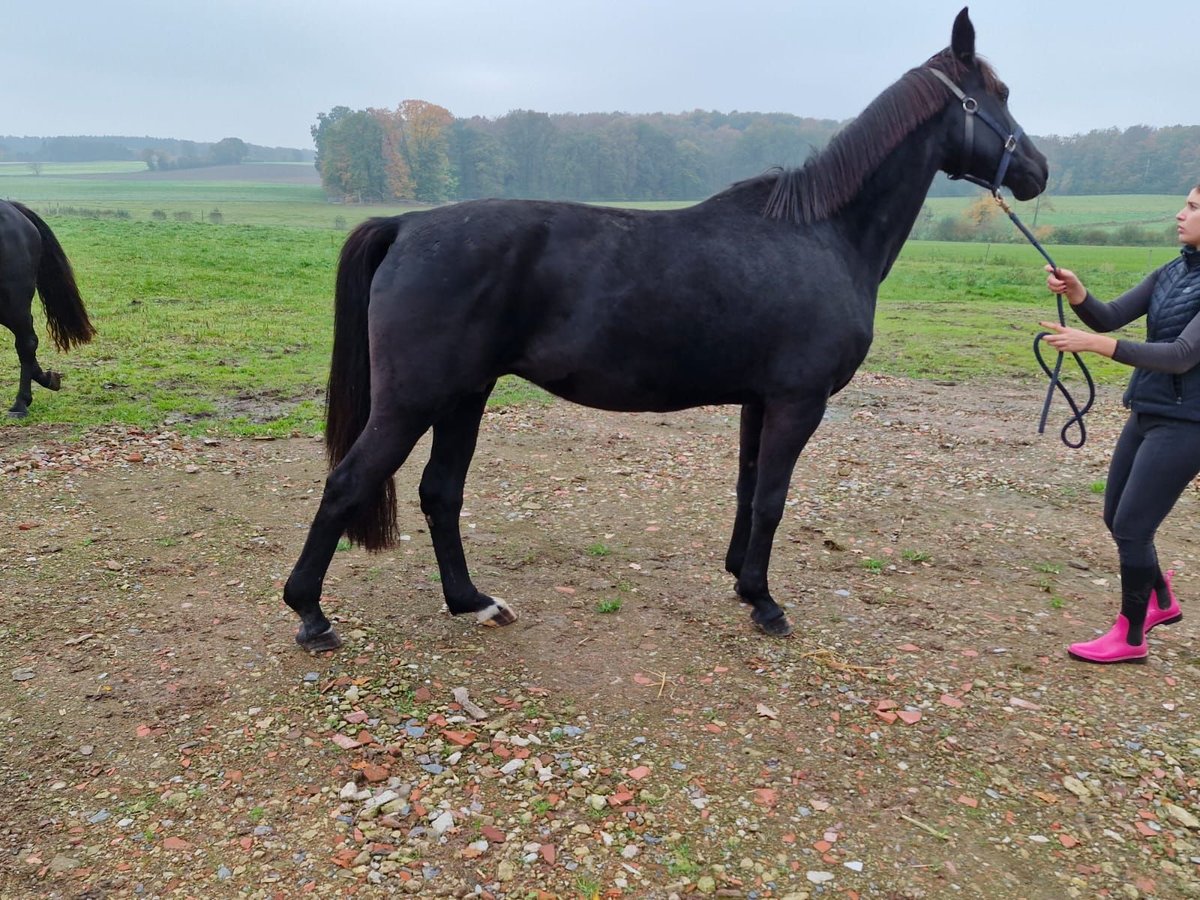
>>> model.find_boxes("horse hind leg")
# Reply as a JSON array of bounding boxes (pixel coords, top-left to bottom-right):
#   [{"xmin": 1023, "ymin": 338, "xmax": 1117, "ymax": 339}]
[
  {"xmin": 7, "ymin": 348, "xmax": 33, "ymax": 419},
  {"xmin": 419, "ymin": 385, "xmax": 516, "ymax": 627},
  {"xmin": 35, "ymin": 367, "xmax": 63, "ymax": 391},
  {"xmin": 283, "ymin": 412, "xmax": 431, "ymax": 651},
  {"xmin": 5, "ymin": 311, "xmax": 54, "ymax": 418}
]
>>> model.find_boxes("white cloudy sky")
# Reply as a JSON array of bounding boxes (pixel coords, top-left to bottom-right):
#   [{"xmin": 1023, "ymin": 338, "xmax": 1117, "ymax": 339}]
[{"xmin": 4, "ymin": 1, "xmax": 1189, "ymax": 149}]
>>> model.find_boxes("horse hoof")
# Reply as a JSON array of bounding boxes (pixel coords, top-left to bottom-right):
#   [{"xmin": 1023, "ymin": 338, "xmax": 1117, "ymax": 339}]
[
  {"xmin": 296, "ymin": 626, "xmax": 343, "ymax": 652},
  {"xmin": 491, "ymin": 606, "xmax": 518, "ymax": 626},
  {"xmin": 476, "ymin": 598, "xmax": 518, "ymax": 627},
  {"xmin": 45, "ymin": 372, "xmax": 63, "ymax": 391},
  {"xmin": 753, "ymin": 611, "xmax": 793, "ymax": 637},
  {"xmin": 7, "ymin": 408, "xmax": 27, "ymax": 419}
]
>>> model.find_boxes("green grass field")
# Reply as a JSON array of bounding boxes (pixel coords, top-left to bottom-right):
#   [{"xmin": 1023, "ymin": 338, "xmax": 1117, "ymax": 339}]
[
  {"xmin": 0, "ymin": 165, "xmax": 1183, "ymax": 436},
  {"xmin": 873, "ymin": 240, "xmax": 1175, "ymax": 382}
]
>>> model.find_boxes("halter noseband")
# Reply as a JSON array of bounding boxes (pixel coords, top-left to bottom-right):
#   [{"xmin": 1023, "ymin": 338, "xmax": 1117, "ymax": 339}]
[{"xmin": 927, "ymin": 67, "xmax": 1023, "ymax": 194}]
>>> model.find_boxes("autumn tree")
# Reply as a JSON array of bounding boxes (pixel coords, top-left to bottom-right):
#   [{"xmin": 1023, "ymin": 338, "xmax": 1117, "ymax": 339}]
[
  {"xmin": 384, "ymin": 100, "xmax": 456, "ymax": 202},
  {"xmin": 370, "ymin": 108, "xmax": 415, "ymax": 200},
  {"xmin": 963, "ymin": 194, "xmax": 1006, "ymax": 240},
  {"xmin": 311, "ymin": 106, "xmax": 388, "ymax": 201}
]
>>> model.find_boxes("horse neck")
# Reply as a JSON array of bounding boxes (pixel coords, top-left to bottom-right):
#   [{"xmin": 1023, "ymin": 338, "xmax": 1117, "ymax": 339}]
[{"xmin": 836, "ymin": 118, "xmax": 945, "ymax": 283}]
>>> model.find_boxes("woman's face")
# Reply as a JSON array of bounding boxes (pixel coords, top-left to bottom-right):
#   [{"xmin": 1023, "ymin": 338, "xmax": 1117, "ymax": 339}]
[{"xmin": 1178, "ymin": 189, "xmax": 1200, "ymax": 247}]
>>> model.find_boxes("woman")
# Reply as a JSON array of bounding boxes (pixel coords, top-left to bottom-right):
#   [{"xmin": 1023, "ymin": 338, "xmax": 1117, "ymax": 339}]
[{"xmin": 1040, "ymin": 184, "xmax": 1200, "ymax": 663}]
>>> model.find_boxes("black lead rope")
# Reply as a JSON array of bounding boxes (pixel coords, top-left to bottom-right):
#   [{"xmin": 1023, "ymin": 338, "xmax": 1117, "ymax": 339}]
[
  {"xmin": 927, "ymin": 66, "xmax": 1094, "ymax": 447},
  {"xmin": 993, "ymin": 193, "xmax": 1096, "ymax": 449}
]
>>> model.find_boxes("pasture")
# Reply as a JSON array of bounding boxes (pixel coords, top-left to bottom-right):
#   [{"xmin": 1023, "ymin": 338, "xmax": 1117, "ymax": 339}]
[{"xmin": 1, "ymin": 171, "xmax": 1198, "ymax": 898}]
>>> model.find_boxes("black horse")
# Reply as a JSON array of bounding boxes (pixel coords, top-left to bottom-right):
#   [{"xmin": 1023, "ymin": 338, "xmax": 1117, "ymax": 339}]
[
  {"xmin": 284, "ymin": 9, "xmax": 1048, "ymax": 651},
  {"xmin": 0, "ymin": 201, "xmax": 95, "ymax": 417}
]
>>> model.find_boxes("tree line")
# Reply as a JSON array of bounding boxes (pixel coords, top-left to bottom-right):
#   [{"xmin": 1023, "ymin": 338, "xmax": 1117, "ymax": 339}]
[
  {"xmin": 0, "ymin": 134, "xmax": 313, "ymax": 166},
  {"xmin": 1037, "ymin": 126, "xmax": 1200, "ymax": 195},
  {"xmin": 311, "ymin": 101, "xmax": 842, "ymax": 203},
  {"xmin": 312, "ymin": 100, "xmax": 1200, "ymax": 204}
]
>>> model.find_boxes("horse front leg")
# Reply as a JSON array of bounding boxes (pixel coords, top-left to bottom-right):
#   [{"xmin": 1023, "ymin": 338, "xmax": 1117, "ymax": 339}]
[
  {"xmin": 725, "ymin": 400, "xmax": 764, "ymax": 578},
  {"xmin": 734, "ymin": 398, "xmax": 828, "ymax": 636},
  {"xmin": 283, "ymin": 414, "xmax": 428, "ymax": 651},
  {"xmin": 419, "ymin": 386, "xmax": 516, "ymax": 626}
]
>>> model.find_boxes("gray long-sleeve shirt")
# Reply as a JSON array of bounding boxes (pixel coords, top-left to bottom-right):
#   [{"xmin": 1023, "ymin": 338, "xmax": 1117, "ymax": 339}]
[{"xmin": 1073, "ymin": 269, "xmax": 1200, "ymax": 374}]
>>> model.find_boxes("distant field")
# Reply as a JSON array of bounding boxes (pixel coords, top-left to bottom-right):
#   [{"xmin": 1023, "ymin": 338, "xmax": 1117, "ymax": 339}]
[
  {"xmin": 0, "ymin": 161, "xmax": 410, "ymax": 228},
  {"xmin": 0, "ymin": 164, "xmax": 1184, "ymax": 434},
  {"xmin": 0, "ymin": 160, "xmax": 148, "ymax": 176}
]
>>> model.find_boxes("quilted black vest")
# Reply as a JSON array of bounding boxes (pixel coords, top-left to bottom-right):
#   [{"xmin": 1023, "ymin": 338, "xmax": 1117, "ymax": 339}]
[{"xmin": 1123, "ymin": 250, "xmax": 1200, "ymax": 420}]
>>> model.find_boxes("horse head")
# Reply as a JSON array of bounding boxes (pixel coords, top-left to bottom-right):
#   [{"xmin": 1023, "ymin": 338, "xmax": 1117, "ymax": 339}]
[{"xmin": 929, "ymin": 8, "xmax": 1048, "ymax": 201}]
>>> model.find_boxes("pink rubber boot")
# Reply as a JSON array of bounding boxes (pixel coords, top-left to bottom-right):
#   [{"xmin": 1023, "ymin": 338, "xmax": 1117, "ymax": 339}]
[
  {"xmin": 1145, "ymin": 569, "xmax": 1182, "ymax": 632},
  {"xmin": 1067, "ymin": 615, "xmax": 1148, "ymax": 664}
]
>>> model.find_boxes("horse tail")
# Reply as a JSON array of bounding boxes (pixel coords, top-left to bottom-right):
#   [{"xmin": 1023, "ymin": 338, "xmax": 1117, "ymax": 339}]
[
  {"xmin": 14, "ymin": 203, "xmax": 96, "ymax": 351},
  {"xmin": 326, "ymin": 216, "xmax": 402, "ymax": 550}
]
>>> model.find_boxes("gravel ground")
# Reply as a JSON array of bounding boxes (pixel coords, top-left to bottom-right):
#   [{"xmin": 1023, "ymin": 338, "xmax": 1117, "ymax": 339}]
[{"xmin": 1, "ymin": 373, "xmax": 1198, "ymax": 899}]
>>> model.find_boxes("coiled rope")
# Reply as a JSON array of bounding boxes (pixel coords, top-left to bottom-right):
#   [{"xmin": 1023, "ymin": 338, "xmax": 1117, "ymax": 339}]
[{"xmin": 993, "ymin": 193, "xmax": 1095, "ymax": 449}]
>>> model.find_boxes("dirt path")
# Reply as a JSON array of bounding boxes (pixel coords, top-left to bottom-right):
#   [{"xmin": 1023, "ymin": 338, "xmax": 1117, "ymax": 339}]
[{"xmin": 2, "ymin": 374, "xmax": 1198, "ymax": 899}]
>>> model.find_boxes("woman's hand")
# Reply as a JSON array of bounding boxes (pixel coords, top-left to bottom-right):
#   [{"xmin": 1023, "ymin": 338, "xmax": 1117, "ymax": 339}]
[
  {"xmin": 1045, "ymin": 265, "xmax": 1087, "ymax": 305},
  {"xmin": 1038, "ymin": 321, "xmax": 1117, "ymax": 358}
]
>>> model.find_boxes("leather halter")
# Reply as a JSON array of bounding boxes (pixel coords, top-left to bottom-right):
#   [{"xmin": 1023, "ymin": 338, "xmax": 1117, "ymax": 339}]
[{"xmin": 927, "ymin": 67, "xmax": 1023, "ymax": 194}]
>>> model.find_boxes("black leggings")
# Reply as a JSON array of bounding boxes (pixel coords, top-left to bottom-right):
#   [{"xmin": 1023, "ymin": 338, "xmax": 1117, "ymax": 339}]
[{"xmin": 1105, "ymin": 411, "xmax": 1200, "ymax": 569}]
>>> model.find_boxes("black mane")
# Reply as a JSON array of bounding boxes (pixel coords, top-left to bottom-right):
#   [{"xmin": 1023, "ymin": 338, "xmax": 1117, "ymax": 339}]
[{"xmin": 748, "ymin": 49, "xmax": 1003, "ymax": 225}]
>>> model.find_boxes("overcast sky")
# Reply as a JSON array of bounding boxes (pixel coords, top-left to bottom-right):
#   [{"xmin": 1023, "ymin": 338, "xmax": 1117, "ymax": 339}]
[{"xmin": 4, "ymin": 2, "xmax": 1190, "ymax": 150}]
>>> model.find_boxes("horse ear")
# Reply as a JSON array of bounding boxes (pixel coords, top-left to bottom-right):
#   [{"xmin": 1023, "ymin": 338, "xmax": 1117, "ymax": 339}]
[{"xmin": 951, "ymin": 7, "xmax": 976, "ymax": 65}]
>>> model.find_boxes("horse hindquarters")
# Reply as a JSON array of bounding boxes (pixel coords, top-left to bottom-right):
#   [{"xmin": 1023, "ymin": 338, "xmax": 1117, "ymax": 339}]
[
  {"xmin": 13, "ymin": 203, "xmax": 94, "ymax": 351},
  {"xmin": 1, "ymin": 204, "xmax": 66, "ymax": 417}
]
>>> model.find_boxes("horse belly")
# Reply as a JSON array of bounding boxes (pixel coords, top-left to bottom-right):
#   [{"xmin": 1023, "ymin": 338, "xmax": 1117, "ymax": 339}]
[
  {"xmin": 509, "ymin": 317, "xmax": 733, "ymax": 409},
  {"xmin": 515, "ymin": 356, "xmax": 736, "ymax": 412}
]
